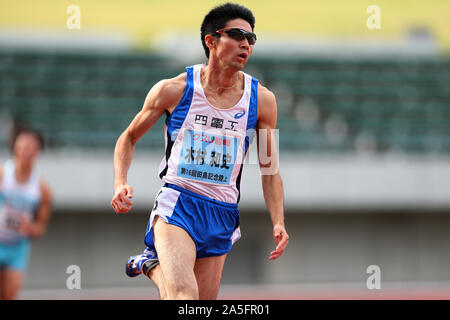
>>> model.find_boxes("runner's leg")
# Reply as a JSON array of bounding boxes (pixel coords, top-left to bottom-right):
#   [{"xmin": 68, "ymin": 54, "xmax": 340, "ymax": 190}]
[
  {"xmin": 153, "ymin": 216, "xmax": 198, "ymax": 299},
  {"xmin": 0, "ymin": 268, "xmax": 24, "ymax": 300},
  {"xmin": 147, "ymin": 265, "xmax": 168, "ymax": 300},
  {"xmin": 194, "ymin": 254, "xmax": 227, "ymax": 300}
]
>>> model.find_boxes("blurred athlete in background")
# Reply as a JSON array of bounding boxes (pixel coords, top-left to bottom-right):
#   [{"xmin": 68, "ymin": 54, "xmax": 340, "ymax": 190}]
[
  {"xmin": 111, "ymin": 2, "xmax": 288, "ymax": 300},
  {"xmin": 0, "ymin": 126, "xmax": 52, "ymax": 300}
]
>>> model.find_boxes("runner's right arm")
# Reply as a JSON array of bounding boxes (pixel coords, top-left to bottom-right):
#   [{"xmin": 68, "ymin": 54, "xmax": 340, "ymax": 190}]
[{"xmin": 111, "ymin": 75, "xmax": 186, "ymax": 214}]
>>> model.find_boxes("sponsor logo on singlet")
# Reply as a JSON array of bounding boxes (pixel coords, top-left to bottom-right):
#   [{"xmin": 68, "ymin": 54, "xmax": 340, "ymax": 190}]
[{"xmin": 234, "ymin": 110, "xmax": 246, "ymax": 119}]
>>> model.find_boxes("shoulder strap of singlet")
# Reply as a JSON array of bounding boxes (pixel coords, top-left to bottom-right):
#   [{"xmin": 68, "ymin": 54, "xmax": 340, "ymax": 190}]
[
  {"xmin": 165, "ymin": 66, "xmax": 195, "ymax": 139},
  {"xmin": 236, "ymin": 76, "xmax": 259, "ymax": 203},
  {"xmin": 2, "ymin": 160, "xmax": 14, "ymax": 188},
  {"xmin": 244, "ymin": 77, "xmax": 259, "ymax": 154},
  {"xmin": 159, "ymin": 66, "xmax": 195, "ymax": 180},
  {"xmin": 247, "ymin": 77, "xmax": 259, "ymax": 131}
]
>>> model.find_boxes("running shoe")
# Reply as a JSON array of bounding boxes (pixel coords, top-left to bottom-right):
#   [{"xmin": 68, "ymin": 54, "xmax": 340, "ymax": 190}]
[{"xmin": 125, "ymin": 248, "xmax": 158, "ymax": 277}]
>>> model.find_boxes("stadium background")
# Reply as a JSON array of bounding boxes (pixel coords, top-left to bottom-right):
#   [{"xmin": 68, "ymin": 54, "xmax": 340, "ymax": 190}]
[{"xmin": 1, "ymin": 0, "xmax": 450, "ymax": 299}]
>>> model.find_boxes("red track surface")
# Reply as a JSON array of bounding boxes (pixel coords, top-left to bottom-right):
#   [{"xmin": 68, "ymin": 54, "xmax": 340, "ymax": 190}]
[{"xmin": 20, "ymin": 284, "xmax": 450, "ymax": 300}]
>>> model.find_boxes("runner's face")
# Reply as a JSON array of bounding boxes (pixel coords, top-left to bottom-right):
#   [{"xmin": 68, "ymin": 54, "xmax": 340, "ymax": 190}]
[
  {"xmin": 14, "ymin": 133, "xmax": 40, "ymax": 168},
  {"xmin": 214, "ymin": 19, "xmax": 254, "ymax": 69}
]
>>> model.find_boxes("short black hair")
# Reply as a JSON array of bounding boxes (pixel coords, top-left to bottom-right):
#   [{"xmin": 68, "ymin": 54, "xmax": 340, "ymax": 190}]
[
  {"xmin": 9, "ymin": 123, "xmax": 45, "ymax": 152},
  {"xmin": 200, "ymin": 3, "xmax": 255, "ymax": 58}
]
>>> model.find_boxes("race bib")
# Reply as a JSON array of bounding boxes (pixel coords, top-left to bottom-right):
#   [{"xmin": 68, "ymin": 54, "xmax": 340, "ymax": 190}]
[
  {"xmin": 0, "ymin": 204, "xmax": 21, "ymax": 232},
  {"xmin": 177, "ymin": 129, "xmax": 240, "ymax": 185}
]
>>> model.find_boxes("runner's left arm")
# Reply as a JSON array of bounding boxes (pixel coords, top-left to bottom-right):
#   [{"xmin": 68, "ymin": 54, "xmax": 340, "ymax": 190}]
[
  {"xmin": 256, "ymin": 85, "xmax": 289, "ymax": 260},
  {"xmin": 20, "ymin": 179, "xmax": 52, "ymax": 239}
]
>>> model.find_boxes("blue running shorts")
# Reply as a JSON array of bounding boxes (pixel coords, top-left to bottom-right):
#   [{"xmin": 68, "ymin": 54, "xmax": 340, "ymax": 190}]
[
  {"xmin": 0, "ymin": 239, "xmax": 31, "ymax": 272},
  {"xmin": 144, "ymin": 183, "xmax": 241, "ymax": 259}
]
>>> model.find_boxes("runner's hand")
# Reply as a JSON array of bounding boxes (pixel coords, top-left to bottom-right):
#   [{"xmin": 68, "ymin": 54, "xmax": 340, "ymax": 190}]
[
  {"xmin": 18, "ymin": 214, "xmax": 33, "ymax": 237},
  {"xmin": 269, "ymin": 224, "xmax": 289, "ymax": 260},
  {"xmin": 111, "ymin": 184, "xmax": 134, "ymax": 214}
]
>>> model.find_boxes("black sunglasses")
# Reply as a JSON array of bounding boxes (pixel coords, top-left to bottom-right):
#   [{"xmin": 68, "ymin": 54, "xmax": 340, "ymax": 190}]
[{"xmin": 212, "ymin": 28, "xmax": 257, "ymax": 45}]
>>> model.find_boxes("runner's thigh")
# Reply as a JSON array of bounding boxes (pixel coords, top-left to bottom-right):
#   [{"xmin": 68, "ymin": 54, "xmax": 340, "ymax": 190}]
[
  {"xmin": 194, "ymin": 254, "xmax": 227, "ymax": 300},
  {"xmin": 153, "ymin": 217, "xmax": 198, "ymax": 297}
]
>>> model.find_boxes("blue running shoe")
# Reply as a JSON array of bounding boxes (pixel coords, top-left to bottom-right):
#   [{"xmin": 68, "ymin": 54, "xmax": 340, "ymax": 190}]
[{"xmin": 126, "ymin": 248, "xmax": 159, "ymax": 277}]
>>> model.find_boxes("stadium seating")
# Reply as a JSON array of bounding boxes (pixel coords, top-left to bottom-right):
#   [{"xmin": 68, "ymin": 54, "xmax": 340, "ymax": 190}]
[
  {"xmin": 248, "ymin": 56, "xmax": 450, "ymax": 154},
  {"xmin": 1, "ymin": 49, "xmax": 449, "ymax": 154}
]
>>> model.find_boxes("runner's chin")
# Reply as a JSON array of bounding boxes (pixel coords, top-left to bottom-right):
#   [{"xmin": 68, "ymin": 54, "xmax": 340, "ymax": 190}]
[{"xmin": 230, "ymin": 58, "xmax": 246, "ymax": 70}]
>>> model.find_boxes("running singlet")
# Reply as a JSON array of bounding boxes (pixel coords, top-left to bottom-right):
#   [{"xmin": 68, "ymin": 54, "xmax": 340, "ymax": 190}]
[
  {"xmin": 0, "ymin": 160, "xmax": 41, "ymax": 244},
  {"xmin": 158, "ymin": 64, "xmax": 258, "ymax": 204}
]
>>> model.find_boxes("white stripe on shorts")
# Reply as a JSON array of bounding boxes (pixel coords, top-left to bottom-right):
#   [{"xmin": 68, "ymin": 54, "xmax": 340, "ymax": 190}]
[
  {"xmin": 231, "ymin": 226, "xmax": 241, "ymax": 245},
  {"xmin": 149, "ymin": 187, "xmax": 181, "ymax": 228}
]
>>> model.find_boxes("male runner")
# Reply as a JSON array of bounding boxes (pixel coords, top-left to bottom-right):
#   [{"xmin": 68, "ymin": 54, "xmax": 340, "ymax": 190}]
[
  {"xmin": 111, "ymin": 3, "xmax": 289, "ymax": 300},
  {"xmin": 0, "ymin": 127, "xmax": 52, "ymax": 299}
]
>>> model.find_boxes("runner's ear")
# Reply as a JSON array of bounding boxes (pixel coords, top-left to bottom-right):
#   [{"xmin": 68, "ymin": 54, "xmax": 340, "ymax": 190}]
[{"xmin": 204, "ymin": 34, "xmax": 217, "ymax": 50}]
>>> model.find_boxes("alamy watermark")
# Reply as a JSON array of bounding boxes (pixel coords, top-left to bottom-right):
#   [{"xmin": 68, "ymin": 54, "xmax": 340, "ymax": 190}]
[
  {"xmin": 366, "ymin": 264, "xmax": 381, "ymax": 290},
  {"xmin": 366, "ymin": 5, "xmax": 381, "ymax": 30},
  {"xmin": 66, "ymin": 5, "xmax": 81, "ymax": 30},
  {"xmin": 66, "ymin": 264, "xmax": 81, "ymax": 290}
]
